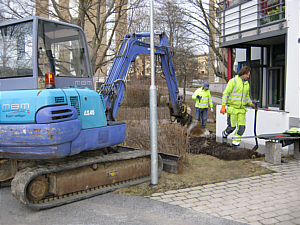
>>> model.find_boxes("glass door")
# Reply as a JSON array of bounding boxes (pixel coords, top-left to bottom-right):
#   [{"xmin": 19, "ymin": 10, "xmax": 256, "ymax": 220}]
[{"xmin": 267, "ymin": 67, "xmax": 284, "ymax": 110}]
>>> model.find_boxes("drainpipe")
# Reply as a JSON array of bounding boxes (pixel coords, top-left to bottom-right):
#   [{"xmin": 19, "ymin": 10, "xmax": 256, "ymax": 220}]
[{"xmin": 227, "ymin": 47, "xmax": 233, "ymax": 82}]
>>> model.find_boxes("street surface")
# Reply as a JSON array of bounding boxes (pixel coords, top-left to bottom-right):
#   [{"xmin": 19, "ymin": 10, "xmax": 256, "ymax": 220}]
[{"xmin": 0, "ymin": 187, "xmax": 243, "ymax": 225}]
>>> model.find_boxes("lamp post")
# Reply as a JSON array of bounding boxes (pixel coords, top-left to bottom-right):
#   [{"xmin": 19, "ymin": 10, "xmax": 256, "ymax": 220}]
[{"xmin": 149, "ymin": 0, "xmax": 158, "ymax": 186}]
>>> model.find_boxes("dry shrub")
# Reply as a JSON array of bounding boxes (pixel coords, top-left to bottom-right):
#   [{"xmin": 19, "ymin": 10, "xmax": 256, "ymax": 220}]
[
  {"xmin": 121, "ymin": 80, "xmax": 169, "ymax": 107},
  {"xmin": 122, "ymin": 120, "xmax": 190, "ymax": 163},
  {"xmin": 116, "ymin": 107, "xmax": 170, "ymax": 121}
]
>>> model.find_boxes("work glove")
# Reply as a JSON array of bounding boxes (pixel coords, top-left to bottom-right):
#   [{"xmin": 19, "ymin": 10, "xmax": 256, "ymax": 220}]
[
  {"xmin": 220, "ymin": 105, "xmax": 226, "ymax": 114},
  {"xmin": 196, "ymin": 95, "xmax": 201, "ymax": 99},
  {"xmin": 250, "ymin": 104, "xmax": 255, "ymax": 109},
  {"xmin": 210, "ymin": 108, "xmax": 214, "ymax": 112}
]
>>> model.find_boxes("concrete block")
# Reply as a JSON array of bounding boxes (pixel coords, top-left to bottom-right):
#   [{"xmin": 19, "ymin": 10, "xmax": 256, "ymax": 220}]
[{"xmin": 265, "ymin": 141, "xmax": 282, "ymax": 164}]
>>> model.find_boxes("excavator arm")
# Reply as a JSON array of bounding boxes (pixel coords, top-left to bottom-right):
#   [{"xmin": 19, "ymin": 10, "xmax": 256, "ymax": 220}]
[{"xmin": 99, "ymin": 32, "xmax": 192, "ymax": 126}]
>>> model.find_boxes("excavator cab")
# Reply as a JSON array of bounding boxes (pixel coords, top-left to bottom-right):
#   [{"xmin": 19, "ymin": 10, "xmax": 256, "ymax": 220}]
[{"xmin": 0, "ymin": 16, "xmax": 93, "ymax": 91}]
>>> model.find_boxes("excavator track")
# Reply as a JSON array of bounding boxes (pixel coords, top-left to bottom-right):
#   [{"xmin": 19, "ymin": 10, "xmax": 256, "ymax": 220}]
[{"xmin": 11, "ymin": 146, "xmax": 163, "ymax": 210}]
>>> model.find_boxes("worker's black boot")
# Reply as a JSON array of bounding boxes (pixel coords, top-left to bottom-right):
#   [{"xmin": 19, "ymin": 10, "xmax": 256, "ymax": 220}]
[{"xmin": 222, "ymin": 130, "xmax": 228, "ymax": 139}]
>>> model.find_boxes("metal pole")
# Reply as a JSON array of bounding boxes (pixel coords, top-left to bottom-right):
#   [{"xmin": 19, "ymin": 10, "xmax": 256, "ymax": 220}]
[{"xmin": 149, "ymin": 0, "xmax": 158, "ymax": 186}]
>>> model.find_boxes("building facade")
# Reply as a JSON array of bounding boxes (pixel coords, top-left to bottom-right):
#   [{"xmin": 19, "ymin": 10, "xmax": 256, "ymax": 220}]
[
  {"xmin": 216, "ymin": 0, "xmax": 299, "ymax": 152},
  {"xmin": 198, "ymin": 54, "xmax": 209, "ymax": 80}
]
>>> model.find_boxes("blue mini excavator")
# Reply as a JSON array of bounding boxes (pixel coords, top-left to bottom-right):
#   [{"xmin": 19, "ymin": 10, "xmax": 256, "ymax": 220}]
[{"xmin": 0, "ymin": 17, "xmax": 192, "ymax": 209}]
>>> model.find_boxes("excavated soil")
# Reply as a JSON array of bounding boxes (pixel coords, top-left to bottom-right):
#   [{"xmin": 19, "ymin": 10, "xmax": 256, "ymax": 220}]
[
  {"xmin": 189, "ymin": 136, "xmax": 263, "ymax": 161},
  {"xmin": 188, "ymin": 121, "xmax": 263, "ymax": 161}
]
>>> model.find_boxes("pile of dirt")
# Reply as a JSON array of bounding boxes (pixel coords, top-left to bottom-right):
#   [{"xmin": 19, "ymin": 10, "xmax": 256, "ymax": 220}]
[
  {"xmin": 189, "ymin": 136, "xmax": 263, "ymax": 161},
  {"xmin": 189, "ymin": 122, "xmax": 206, "ymax": 136}
]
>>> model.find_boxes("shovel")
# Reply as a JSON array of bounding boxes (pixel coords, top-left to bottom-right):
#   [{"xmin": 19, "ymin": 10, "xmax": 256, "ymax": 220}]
[{"xmin": 252, "ymin": 101, "xmax": 259, "ymax": 151}]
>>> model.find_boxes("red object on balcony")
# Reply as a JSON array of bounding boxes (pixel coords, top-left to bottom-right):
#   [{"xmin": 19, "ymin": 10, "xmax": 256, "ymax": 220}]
[{"xmin": 227, "ymin": 48, "xmax": 232, "ymax": 82}]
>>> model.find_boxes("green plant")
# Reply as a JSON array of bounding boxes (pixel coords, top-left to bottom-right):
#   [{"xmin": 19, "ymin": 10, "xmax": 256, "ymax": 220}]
[{"xmin": 267, "ymin": 5, "xmax": 285, "ymax": 22}]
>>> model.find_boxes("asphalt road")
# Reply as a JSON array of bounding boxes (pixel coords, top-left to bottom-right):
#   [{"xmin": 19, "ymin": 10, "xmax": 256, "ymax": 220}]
[{"xmin": 0, "ymin": 187, "xmax": 244, "ymax": 225}]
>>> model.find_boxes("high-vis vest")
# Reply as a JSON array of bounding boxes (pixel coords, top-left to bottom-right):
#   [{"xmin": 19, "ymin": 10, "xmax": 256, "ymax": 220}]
[
  {"xmin": 192, "ymin": 87, "xmax": 213, "ymax": 109},
  {"xmin": 222, "ymin": 75, "xmax": 252, "ymax": 108}
]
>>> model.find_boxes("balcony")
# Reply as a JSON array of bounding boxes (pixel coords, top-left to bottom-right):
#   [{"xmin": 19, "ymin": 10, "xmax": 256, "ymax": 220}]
[{"xmin": 219, "ymin": 0, "xmax": 286, "ymax": 47}]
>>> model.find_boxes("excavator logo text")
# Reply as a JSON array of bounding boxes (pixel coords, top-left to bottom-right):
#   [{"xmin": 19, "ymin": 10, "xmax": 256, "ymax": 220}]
[{"xmin": 2, "ymin": 103, "xmax": 30, "ymax": 111}]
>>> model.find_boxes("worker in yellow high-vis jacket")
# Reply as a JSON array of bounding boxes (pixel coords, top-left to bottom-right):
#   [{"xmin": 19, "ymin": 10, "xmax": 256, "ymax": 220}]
[
  {"xmin": 220, "ymin": 66, "xmax": 255, "ymax": 147},
  {"xmin": 192, "ymin": 82, "xmax": 213, "ymax": 130}
]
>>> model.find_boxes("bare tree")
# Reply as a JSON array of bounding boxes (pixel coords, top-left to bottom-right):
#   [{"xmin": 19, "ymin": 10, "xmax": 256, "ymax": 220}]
[
  {"xmin": 182, "ymin": 0, "xmax": 230, "ymax": 80},
  {"xmin": 154, "ymin": 0, "xmax": 198, "ymax": 101},
  {"xmin": 0, "ymin": 0, "xmax": 144, "ymax": 77}
]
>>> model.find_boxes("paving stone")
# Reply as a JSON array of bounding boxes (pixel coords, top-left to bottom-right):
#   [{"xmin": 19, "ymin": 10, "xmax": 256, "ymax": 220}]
[
  {"xmin": 237, "ymin": 188, "xmax": 251, "ymax": 193},
  {"xmin": 276, "ymin": 221, "xmax": 297, "ymax": 225},
  {"xmin": 160, "ymin": 198, "xmax": 173, "ymax": 203},
  {"xmin": 164, "ymin": 190, "xmax": 178, "ymax": 194},
  {"xmin": 246, "ymin": 209, "xmax": 263, "ymax": 216},
  {"xmin": 247, "ymin": 204, "xmax": 264, "ymax": 210},
  {"xmin": 197, "ymin": 196, "xmax": 213, "ymax": 201},
  {"xmin": 235, "ymin": 197, "xmax": 251, "ymax": 203},
  {"xmin": 221, "ymin": 199, "xmax": 238, "ymax": 205},
  {"xmin": 174, "ymin": 192, "xmax": 187, "ymax": 197},
  {"xmin": 194, "ymin": 200, "xmax": 210, "ymax": 206},
  {"xmin": 201, "ymin": 188, "xmax": 216, "ymax": 192},
  {"xmin": 185, "ymin": 193, "xmax": 201, "ymax": 199},
  {"xmin": 208, "ymin": 198, "xmax": 224, "ymax": 203},
  {"xmin": 236, "ymin": 218, "xmax": 249, "ymax": 224},
  {"xmin": 200, "ymin": 191, "xmax": 214, "ymax": 196},
  {"xmin": 219, "ymin": 204, "xmax": 236, "ymax": 211},
  {"xmin": 245, "ymin": 214, "xmax": 264, "ymax": 223},
  {"xmin": 179, "ymin": 203, "xmax": 197, "ymax": 208},
  {"xmin": 169, "ymin": 200, "xmax": 185, "ymax": 205},
  {"xmin": 275, "ymin": 214, "xmax": 295, "ymax": 222},
  {"xmin": 247, "ymin": 198, "xmax": 264, "ymax": 205},
  {"xmin": 238, "ymin": 184, "xmax": 251, "ymax": 189},
  {"xmin": 260, "ymin": 218, "xmax": 280, "ymax": 224},
  {"xmin": 188, "ymin": 190, "xmax": 202, "ymax": 194},
  {"xmin": 203, "ymin": 207, "xmax": 221, "ymax": 214},
  {"xmin": 151, "ymin": 193, "xmax": 164, "ymax": 197},
  {"xmin": 289, "ymin": 211, "xmax": 300, "ymax": 218},
  {"xmin": 249, "ymin": 182, "xmax": 262, "ymax": 187},
  {"xmin": 183, "ymin": 198, "xmax": 199, "ymax": 204},
  {"xmin": 205, "ymin": 202, "xmax": 224, "ymax": 208},
  {"xmin": 211, "ymin": 193, "xmax": 225, "ymax": 198},
  {"xmin": 260, "ymin": 211, "xmax": 279, "ymax": 219},
  {"xmin": 231, "ymin": 212, "xmax": 248, "ymax": 220},
  {"xmin": 214, "ymin": 186, "xmax": 226, "ymax": 190},
  {"xmin": 291, "ymin": 206, "xmax": 300, "ymax": 214},
  {"xmin": 192, "ymin": 205, "xmax": 207, "ymax": 212},
  {"xmin": 248, "ymin": 222, "xmax": 263, "ymax": 225},
  {"xmin": 203, "ymin": 184, "xmax": 217, "ymax": 188},
  {"xmin": 233, "ymin": 201, "xmax": 249, "ymax": 208},
  {"xmin": 218, "ymin": 209, "xmax": 234, "ymax": 216},
  {"xmin": 260, "ymin": 206, "xmax": 280, "ymax": 213},
  {"xmin": 161, "ymin": 194, "xmax": 176, "ymax": 199},
  {"xmin": 291, "ymin": 218, "xmax": 300, "ymax": 224},
  {"xmin": 225, "ymin": 187, "xmax": 239, "ymax": 192},
  {"xmin": 222, "ymin": 197, "xmax": 240, "ymax": 204},
  {"xmin": 226, "ymin": 183, "xmax": 239, "ymax": 188},
  {"xmin": 274, "ymin": 208, "xmax": 293, "ymax": 216},
  {"xmin": 172, "ymin": 196, "xmax": 187, "ymax": 201},
  {"xmin": 223, "ymin": 215, "xmax": 235, "ymax": 221}
]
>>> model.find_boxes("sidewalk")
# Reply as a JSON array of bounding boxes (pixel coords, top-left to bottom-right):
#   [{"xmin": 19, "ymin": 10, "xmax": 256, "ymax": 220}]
[{"xmin": 148, "ymin": 160, "xmax": 300, "ymax": 225}]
